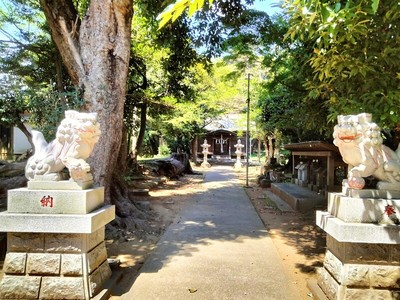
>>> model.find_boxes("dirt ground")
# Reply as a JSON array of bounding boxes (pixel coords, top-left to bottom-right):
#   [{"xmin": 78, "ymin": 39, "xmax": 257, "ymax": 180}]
[
  {"xmin": 107, "ymin": 165, "xmax": 326, "ymax": 299},
  {"xmin": 107, "ymin": 171, "xmax": 206, "ymax": 298},
  {"xmin": 238, "ymin": 168, "xmax": 326, "ymax": 299}
]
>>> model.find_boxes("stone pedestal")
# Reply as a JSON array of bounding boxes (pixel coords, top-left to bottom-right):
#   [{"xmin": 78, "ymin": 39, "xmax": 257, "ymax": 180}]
[
  {"xmin": 315, "ymin": 189, "xmax": 400, "ymax": 299},
  {"xmin": 0, "ymin": 185, "xmax": 115, "ymax": 299}
]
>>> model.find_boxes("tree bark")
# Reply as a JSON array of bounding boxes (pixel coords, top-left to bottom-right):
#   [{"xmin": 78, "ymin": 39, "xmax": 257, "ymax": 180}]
[
  {"xmin": 268, "ymin": 136, "xmax": 274, "ymax": 161},
  {"xmin": 40, "ymin": 0, "xmax": 134, "ymax": 203},
  {"xmin": 263, "ymin": 135, "xmax": 269, "ymax": 163},
  {"xmin": 156, "ymin": 158, "xmax": 186, "ymax": 178},
  {"xmin": 54, "ymin": 51, "xmax": 65, "ymax": 93},
  {"xmin": 171, "ymin": 153, "xmax": 194, "ymax": 174},
  {"xmin": 135, "ymin": 102, "xmax": 147, "ymax": 155},
  {"xmin": 39, "ymin": 0, "xmax": 84, "ymax": 86},
  {"xmin": 191, "ymin": 136, "xmax": 198, "ymax": 164}
]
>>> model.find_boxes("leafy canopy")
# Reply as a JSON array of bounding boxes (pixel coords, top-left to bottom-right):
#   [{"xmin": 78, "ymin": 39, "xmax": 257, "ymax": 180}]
[
  {"xmin": 284, "ymin": 0, "xmax": 400, "ymax": 129},
  {"xmin": 158, "ymin": 0, "xmax": 214, "ymax": 28}
]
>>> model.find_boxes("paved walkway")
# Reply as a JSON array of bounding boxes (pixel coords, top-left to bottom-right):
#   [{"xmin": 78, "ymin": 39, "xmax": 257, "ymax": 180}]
[{"xmin": 122, "ymin": 166, "xmax": 299, "ymax": 300}]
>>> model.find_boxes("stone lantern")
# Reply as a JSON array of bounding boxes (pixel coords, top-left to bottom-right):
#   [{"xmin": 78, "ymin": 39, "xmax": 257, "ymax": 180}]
[
  {"xmin": 201, "ymin": 139, "xmax": 211, "ymax": 168},
  {"xmin": 234, "ymin": 139, "xmax": 245, "ymax": 169}
]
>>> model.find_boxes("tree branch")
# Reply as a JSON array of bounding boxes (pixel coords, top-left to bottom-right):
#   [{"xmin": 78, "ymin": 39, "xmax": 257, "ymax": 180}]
[{"xmin": 39, "ymin": 0, "xmax": 84, "ymax": 86}]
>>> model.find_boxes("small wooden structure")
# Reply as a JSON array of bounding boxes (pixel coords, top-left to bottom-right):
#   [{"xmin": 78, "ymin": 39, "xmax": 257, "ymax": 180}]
[
  {"xmin": 284, "ymin": 141, "xmax": 346, "ymax": 193},
  {"xmin": 0, "ymin": 123, "xmax": 31, "ymax": 160},
  {"xmin": 197, "ymin": 129, "xmax": 247, "ymax": 159}
]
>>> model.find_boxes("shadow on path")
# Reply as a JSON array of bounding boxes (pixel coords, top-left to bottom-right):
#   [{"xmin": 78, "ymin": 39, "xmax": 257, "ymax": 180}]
[{"xmin": 121, "ymin": 166, "xmax": 299, "ymax": 300}]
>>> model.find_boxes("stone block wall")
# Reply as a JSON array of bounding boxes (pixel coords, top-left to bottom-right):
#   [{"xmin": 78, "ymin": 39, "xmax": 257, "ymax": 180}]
[
  {"xmin": 316, "ymin": 192, "xmax": 400, "ymax": 300},
  {"xmin": 318, "ymin": 239, "xmax": 400, "ymax": 299},
  {"xmin": 0, "ymin": 228, "xmax": 111, "ymax": 299}
]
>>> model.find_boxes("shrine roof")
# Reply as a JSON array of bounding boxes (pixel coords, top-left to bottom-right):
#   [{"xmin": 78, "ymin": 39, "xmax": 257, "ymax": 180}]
[
  {"xmin": 206, "ymin": 129, "xmax": 235, "ymax": 134},
  {"xmin": 284, "ymin": 141, "xmax": 338, "ymax": 152},
  {"xmin": 204, "ymin": 114, "xmax": 247, "ymax": 132}
]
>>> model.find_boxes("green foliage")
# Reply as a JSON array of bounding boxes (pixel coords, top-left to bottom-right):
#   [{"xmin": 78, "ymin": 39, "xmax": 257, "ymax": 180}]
[
  {"xmin": 127, "ymin": 1, "xmax": 265, "ymax": 155},
  {"xmin": 158, "ymin": 144, "xmax": 171, "ymax": 156},
  {"xmin": 0, "ymin": 0, "xmax": 79, "ymax": 142},
  {"xmin": 221, "ymin": 9, "xmax": 274, "ymax": 69},
  {"xmin": 28, "ymin": 85, "xmax": 85, "ymax": 140},
  {"xmin": 229, "ymin": 10, "xmax": 332, "ymax": 143},
  {"xmin": 157, "ymin": 60, "xmax": 255, "ymax": 153},
  {"xmin": 0, "ymin": 79, "xmax": 30, "ymax": 128},
  {"xmin": 0, "ymin": 77, "xmax": 84, "ymax": 141},
  {"xmin": 140, "ymin": 130, "xmax": 160, "ymax": 157},
  {"xmin": 214, "ymin": 7, "xmax": 330, "ymax": 145},
  {"xmin": 158, "ymin": 0, "xmax": 214, "ymax": 29},
  {"xmin": 284, "ymin": 0, "xmax": 400, "ymax": 129},
  {"xmin": 158, "ymin": 0, "xmax": 258, "ymax": 58},
  {"xmin": 158, "ymin": 0, "xmax": 256, "ymax": 30},
  {"xmin": 157, "ymin": 19, "xmax": 203, "ymax": 100},
  {"xmin": 0, "ymin": 1, "xmax": 67, "ymax": 88},
  {"xmin": 125, "ymin": 1, "xmax": 211, "ymax": 156}
]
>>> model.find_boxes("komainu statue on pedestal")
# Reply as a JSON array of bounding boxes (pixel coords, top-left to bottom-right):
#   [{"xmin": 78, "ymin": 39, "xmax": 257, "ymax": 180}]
[
  {"xmin": 25, "ymin": 110, "xmax": 101, "ymax": 183},
  {"xmin": 333, "ymin": 112, "xmax": 400, "ymax": 190}
]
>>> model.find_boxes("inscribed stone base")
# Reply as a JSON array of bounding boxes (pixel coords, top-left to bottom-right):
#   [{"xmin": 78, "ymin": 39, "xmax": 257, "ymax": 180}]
[
  {"xmin": 327, "ymin": 192, "xmax": 400, "ymax": 224},
  {"xmin": 7, "ymin": 187, "xmax": 104, "ymax": 214},
  {"xmin": 0, "ymin": 205, "xmax": 115, "ymax": 233},
  {"xmin": 0, "ymin": 228, "xmax": 111, "ymax": 299},
  {"xmin": 316, "ymin": 210, "xmax": 400, "ymax": 244}
]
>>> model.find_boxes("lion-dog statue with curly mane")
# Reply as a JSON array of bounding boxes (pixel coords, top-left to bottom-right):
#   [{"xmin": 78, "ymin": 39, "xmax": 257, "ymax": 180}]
[
  {"xmin": 333, "ymin": 113, "xmax": 400, "ymax": 190},
  {"xmin": 25, "ymin": 110, "xmax": 101, "ymax": 187}
]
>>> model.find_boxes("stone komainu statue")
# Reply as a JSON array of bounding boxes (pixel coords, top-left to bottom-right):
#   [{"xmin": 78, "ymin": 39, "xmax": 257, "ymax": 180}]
[
  {"xmin": 25, "ymin": 110, "xmax": 101, "ymax": 183},
  {"xmin": 333, "ymin": 113, "xmax": 400, "ymax": 190}
]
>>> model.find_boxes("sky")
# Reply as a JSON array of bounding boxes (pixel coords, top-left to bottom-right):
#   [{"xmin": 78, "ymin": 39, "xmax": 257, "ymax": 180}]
[{"xmin": 251, "ymin": 0, "xmax": 283, "ymax": 15}]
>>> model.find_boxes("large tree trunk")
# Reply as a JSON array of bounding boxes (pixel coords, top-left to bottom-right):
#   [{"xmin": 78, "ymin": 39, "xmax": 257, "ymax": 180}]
[
  {"xmin": 141, "ymin": 153, "xmax": 195, "ymax": 179},
  {"xmin": 40, "ymin": 0, "xmax": 133, "ymax": 203},
  {"xmin": 81, "ymin": 1, "xmax": 132, "ymax": 202}
]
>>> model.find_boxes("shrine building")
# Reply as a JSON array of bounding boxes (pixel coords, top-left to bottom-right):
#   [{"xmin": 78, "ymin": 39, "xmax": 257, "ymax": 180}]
[{"xmin": 194, "ymin": 114, "xmax": 250, "ymax": 160}]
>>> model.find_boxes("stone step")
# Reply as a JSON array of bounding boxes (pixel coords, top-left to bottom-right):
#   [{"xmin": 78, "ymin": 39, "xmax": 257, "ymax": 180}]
[
  {"xmin": 271, "ymin": 182, "xmax": 326, "ymax": 211},
  {"xmin": 264, "ymin": 190, "xmax": 295, "ymax": 212},
  {"xmin": 129, "ymin": 189, "xmax": 149, "ymax": 197}
]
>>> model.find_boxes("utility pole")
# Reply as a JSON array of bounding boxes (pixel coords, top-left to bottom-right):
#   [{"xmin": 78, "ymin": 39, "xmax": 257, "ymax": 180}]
[{"xmin": 246, "ymin": 73, "xmax": 250, "ymax": 187}]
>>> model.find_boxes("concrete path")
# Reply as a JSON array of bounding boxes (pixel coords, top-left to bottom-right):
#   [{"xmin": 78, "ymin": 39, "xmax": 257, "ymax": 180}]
[{"xmin": 122, "ymin": 166, "xmax": 299, "ymax": 300}]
